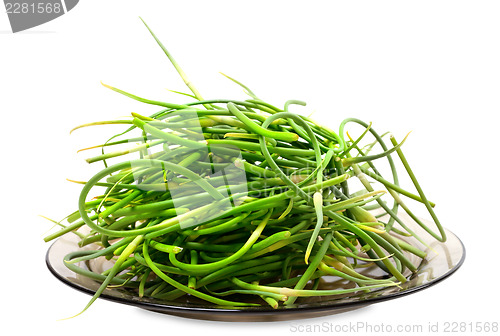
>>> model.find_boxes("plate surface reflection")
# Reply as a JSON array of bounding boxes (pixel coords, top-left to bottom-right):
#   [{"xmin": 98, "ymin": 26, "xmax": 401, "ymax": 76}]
[{"xmin": 46, "ymin": 216, "xmax": 465, "ymax": 321}]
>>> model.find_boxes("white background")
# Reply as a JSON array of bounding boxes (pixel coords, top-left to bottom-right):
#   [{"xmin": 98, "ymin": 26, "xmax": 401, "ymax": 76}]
[{"xmin": 1, "ymin": 1, "xmax": 499, "ymax": 335}]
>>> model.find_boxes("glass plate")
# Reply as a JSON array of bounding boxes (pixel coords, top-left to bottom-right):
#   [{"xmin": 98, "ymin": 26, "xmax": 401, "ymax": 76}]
[{"xmin": 45, "ymin": 216, "xmax": 465, "ymax": 321}]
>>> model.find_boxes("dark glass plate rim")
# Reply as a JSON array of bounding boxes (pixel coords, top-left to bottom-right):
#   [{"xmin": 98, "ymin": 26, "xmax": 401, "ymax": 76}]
[{"xmin": 45, "ymin": 228, "xmax": 466, "ymax": 317}]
